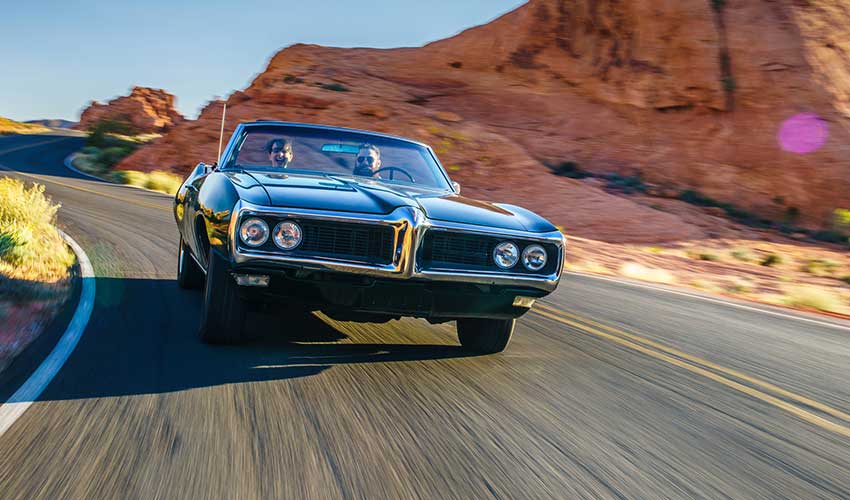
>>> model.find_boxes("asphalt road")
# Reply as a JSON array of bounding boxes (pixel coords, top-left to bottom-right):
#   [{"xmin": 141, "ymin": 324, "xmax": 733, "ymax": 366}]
[{"xmin": 0, "ymin": 133, "xmax": 849, "ymax": 499}]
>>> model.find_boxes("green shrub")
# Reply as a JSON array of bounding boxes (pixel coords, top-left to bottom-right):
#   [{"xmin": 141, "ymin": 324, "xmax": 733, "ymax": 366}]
[
  {"xmin": 731, "ymin": 248, "xmax": 750, "ymax": 262},
  {"xmin": 606, "ymin": 174, "xmax": 647, "ymax": 194},
  {"xmin": 802, "ymin": 258, "xmax": 840, "ymax": 276},
  {"xmin": 96, "ymin": 146, "xmax": 133, "ymax": 168},
  {"xmin": 679, "ymin": 189, "xmax": 717, "ymax": 207},
  {"xmin": 87, "ymin": 119, "xmax": 138, "ymax": 148},
  {"xmin": 320, "ymin": 83, "xmax": 349, "ymax": 92},
  {"xmin": 80, "ymin": 146, "xmax": 101, "ymax": 155},
  {"xmin": 678, "ymin": 189, "xmax": 769, "ymax": 228},
  {"xmin": 761, "ymin": 254, "xmax": 782, "ymax": 267},
  {"xmin": 812, "ymin": 230, "xmax": 847, "ymax": 244},
  {"xmin": 549, "ymin": 161, "xmax": 590, "ymax": 179},
  {"xmin": 0, "ymin": 226, "xmax": 33, "ymax": 265},
  {"xmin": 841, "ymin": 276, "xmax": 850, "ymax": 286},
  {"xmin": 780, "ymin": 206, "xmax": 801, "ymax": 226},
  {"xmin": 698, "ymin": 253, "xmax": 720, "ymax": 262}
]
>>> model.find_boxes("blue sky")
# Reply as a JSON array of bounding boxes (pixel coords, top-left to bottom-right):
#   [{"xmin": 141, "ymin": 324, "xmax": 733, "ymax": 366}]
[{"xmin": 0, "ymin": 0, "xmax": 524, "ymax": 122}]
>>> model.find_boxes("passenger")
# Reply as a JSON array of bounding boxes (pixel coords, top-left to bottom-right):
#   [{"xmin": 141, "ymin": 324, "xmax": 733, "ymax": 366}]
[
  {"xmin": 265, "ymin": 138, "xmax": 293, "ymax": 168},
  {"xmin": 353, "ymin": 143, "xmax": 381, "ymax": 178}
]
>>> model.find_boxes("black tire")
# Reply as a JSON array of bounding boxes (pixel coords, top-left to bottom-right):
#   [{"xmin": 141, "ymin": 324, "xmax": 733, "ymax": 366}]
[
  {"xmin": 456, "ymin": 318, "xmax": 515, "ymax": 354},
  {"xmin": 177, "ymin": 237, "xmax": 205, "ymax": 290},
  {"xmin": 199, "ymin": 249, "xmax": 246, "ymax": 344}
]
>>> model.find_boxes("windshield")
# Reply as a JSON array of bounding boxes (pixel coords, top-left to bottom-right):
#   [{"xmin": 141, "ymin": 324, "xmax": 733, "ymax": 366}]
[{"xmin": 223, "ymin": 125, "xmax": 451, "ymax": 190}]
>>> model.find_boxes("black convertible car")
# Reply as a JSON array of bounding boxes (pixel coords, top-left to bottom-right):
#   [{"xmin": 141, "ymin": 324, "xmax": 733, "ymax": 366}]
[{"xmin": 174, "ymin": 121, "xmax": 565, "ymax": 353}]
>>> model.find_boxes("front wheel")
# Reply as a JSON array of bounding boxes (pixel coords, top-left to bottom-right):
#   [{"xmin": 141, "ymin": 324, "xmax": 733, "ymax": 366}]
[
  {"xmin": 456, "ymin": 318, "xmax": 515, "ymax": 354},
  {"xmin": 199, "ymin": 249, "xmax": 246, "ymax": 344},
  {"xmin": 177, "ymin": 237, "xmax": 205, "ymax": 290}
]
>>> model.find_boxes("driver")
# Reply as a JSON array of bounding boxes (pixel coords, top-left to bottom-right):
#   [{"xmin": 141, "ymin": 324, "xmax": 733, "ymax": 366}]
[
  {"xmin": 265, "ymin": 138, "xmax": 293, "ymax": 168},
  {"xmin": 353, "ymin": 143, "xmax": 381, "ymax": 178}
]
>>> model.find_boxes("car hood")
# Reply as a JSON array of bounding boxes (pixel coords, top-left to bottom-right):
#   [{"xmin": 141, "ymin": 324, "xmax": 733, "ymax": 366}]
[
  {"xmin": 247, "ymin": 172, "xmax": 414, "ymax": 215},
  {"xmin": 246, "ymin": 172, "xmax": 536, "ymax": 231}
]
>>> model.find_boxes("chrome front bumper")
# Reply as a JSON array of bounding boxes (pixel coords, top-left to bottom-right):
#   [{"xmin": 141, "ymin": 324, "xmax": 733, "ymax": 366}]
[{"xmin": 228, "ymin": 200, "xmax": 565, "ymax": 293}]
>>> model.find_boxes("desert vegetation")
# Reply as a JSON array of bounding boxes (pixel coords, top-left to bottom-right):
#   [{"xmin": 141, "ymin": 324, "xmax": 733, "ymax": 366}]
[
  {"xmin": 565, "ymin": 236, "xmax": 850, "ymax": 316},
  {"xmin": 0, "ymin": 117, "xmax": 48, "ymax": 136},
  {"xmin": 0, "ymin": 178, "xmax": 74, "ymax": 285},
  {"xmin": 0, "ymin": 178, "xmax": 74, "ymax": 372},
  {"xmin": 73, "ymin": 120, "xmax": 181, "ymax": 195}
]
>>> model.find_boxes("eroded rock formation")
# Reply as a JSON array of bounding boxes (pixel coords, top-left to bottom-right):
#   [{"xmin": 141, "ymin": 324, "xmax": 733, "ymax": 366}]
[
  {"xmin": 119, "ymin": 0, "xmax": 850, "ymax": 239},
  {"xmin": 76, "ymin": 86, "xmax": 184, "ymax": 133}
]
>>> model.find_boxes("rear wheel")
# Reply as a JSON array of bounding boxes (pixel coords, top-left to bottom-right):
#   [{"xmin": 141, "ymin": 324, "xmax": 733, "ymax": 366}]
[
  {"xmin": 199, "ymin": 249, "xmax": 246, "ymax": 344},
  {"xmin": 456, "ymin": 318, "xmax": 515, "ymax": 354},
  {"xmin": 177, "ymin": 237, "xmax": 205, "ymax": 290}
]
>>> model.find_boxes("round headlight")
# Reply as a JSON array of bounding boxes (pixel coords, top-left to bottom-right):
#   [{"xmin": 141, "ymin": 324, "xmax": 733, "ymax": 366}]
[
  {"xmin": 522, "ymin": 244, "xmax": 547, "ymax": 271},
  {"xmin": 239, "ymin": 218, "xmax": 269, "ymax": 247},
  {"xmin": 493, "ymin": 241, "xmax": 519, "ymax": 269},
  {"xmin": 273, "ymin": 221, "xmax": 302, "ymax": 250}
]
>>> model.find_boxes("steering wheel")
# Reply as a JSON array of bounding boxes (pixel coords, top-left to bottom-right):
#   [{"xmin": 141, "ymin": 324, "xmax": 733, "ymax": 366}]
[{"xmin": 373, "ymin": 166, "xmax": 415, "ymax": 183}]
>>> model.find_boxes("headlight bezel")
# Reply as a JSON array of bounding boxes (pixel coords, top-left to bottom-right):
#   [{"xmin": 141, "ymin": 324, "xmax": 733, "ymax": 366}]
[
  {"xmin": 272, "ymin": 220, "xmax": 303, "ymax": 251},
  {"xmin": 239, "ymin": 217, "xmax": 270, "ymax": 247}
]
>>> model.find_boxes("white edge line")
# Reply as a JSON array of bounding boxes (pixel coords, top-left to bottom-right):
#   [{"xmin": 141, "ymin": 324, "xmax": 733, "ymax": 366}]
[
  {"xmin": 565, "ymin": 271, "xmax": 850, "ymax": 332},
  {"xmin": 0, "ymin": 230, "xmax": 95, "ymax": 437},
  {"xmin": 63, "ymin": 152, "xmax": 104, "ymax": 182}
]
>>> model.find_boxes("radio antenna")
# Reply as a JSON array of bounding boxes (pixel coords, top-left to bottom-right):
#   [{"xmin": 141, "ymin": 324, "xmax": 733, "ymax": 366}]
[{"xmin": 216, "ymin": 102, "xmax": 227, "ymax": 164}]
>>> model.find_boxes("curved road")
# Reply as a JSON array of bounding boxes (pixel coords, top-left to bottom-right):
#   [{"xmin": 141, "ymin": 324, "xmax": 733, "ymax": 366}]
[{"xmin": 1, "ymin": 133, "xmax": 849, "ymax": 499}]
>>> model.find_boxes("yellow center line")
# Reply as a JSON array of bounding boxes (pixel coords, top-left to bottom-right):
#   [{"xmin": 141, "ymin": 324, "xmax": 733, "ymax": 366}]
[
  {"xmin": 536, "ymin": 302, "xmax": 850, "ymax": 426},
  {"xmin": 0, "ymin": 137, "xmax": 171, "ymax": 213},
  {"xmin": 531, "ymin": 306, "xmax": 850, "ymax": 438}
]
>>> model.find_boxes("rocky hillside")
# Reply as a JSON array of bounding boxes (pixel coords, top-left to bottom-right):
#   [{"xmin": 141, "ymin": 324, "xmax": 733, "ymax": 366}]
[
  {"xmin": 0, "ymin": 117, "xmax": 48, "ymax": 135},
  {"xmin": 76, "ymin": 86, "xmax": 184, "ymax": 133},
  {"xmin": 25, "ymin": 119, "xmax": 76, "ymax": 129},
  {"xmin": 119, "ymin": 0, "xmax": 850, "ymax": 240}
]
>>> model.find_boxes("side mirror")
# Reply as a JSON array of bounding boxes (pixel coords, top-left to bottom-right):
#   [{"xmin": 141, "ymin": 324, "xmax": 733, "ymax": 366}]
[
  {"xmin": 191, "ymin": 163, "xmax": 213, "ymax": 178},
  {"xmin": 451, "ymin": 181, "xmax": 461, "ymax": 194}
]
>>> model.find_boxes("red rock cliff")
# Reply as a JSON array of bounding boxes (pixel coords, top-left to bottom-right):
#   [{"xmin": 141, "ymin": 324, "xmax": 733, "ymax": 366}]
[
  {"xmin": 120, "ymin": 0, "xmax": 850, "ymax": 237},
  {"xmin": 76, "ymin": 86, "xmax": 185, "ymax": 133}
]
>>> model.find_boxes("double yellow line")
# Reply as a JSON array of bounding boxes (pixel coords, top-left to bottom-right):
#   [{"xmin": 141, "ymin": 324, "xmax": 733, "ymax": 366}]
[{"xmin": 532, "ymin": 303, "xmax": 850, "ymax": 438}]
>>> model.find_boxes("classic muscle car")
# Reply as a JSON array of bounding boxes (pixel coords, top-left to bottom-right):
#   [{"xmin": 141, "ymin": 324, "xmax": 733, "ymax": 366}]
[{"xmin": 174, "ymin": 122, "xmax": 565, "ymax": 353}]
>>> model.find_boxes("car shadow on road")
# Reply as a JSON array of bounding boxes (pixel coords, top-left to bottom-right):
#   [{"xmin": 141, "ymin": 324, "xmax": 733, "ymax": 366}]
[{"xmin": 27, "ymin": 277, "xmax": 474, "ymax": 402}]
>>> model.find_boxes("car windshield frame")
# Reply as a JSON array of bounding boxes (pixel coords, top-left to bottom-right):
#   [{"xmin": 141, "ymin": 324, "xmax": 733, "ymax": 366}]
[{"xmin": 221, "ymin": 124, "xmax": 453, "ymax": 191}]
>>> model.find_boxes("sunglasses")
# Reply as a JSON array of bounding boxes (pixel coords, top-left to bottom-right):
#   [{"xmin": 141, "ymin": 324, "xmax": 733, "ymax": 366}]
[
  {"xmin": 356, "ymin": 156, "xmax": 376, "ymax": 165},
  {"xmin": 271, "ymin": 148, "xmax": 288, "ymax": 154}
]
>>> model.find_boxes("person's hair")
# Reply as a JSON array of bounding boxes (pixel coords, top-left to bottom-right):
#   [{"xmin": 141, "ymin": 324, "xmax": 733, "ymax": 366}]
[
  {"xmin": 265, "ymin": 138, "xmax": 292, "ymax": 154},
  {"xmin": 358, "ymin": 143, "xmax": 380, "ymax": 159}
]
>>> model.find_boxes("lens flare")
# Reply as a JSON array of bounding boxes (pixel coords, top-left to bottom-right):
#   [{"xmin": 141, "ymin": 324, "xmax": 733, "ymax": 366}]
[{"xmin": 778, "ymin": 113, "xmax": 828, "ymax": 154}]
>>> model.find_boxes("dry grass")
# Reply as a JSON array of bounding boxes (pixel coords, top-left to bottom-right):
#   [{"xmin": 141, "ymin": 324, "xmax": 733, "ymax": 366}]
[
  {"xmin": 0, "ymin": 117, "xmax": 48, "ymax": 135},
  {"xmin": 112, "ymin": 170, "xmax": 182, "ymax": 195},
  {"xmin": 0, "ymin": 178, "xmax": 74, "ymax": 283},
  {"xmin": 619, "ymin": 262, "xmax": 676, "ymax": 284},
  {"xmin": 782, "ymin": 285, "xmax": 847, "ymax": 314},
  {"xmin": 567, "ymin": 260, "xmax": 611, "ymax": 275}
]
